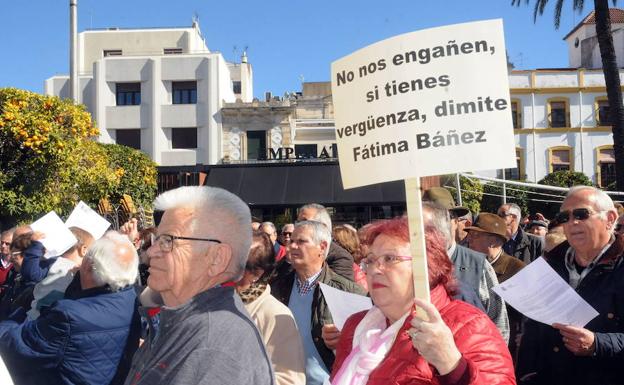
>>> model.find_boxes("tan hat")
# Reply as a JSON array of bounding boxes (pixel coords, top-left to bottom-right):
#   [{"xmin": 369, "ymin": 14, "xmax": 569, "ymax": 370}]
[
  {"xmin": 422, "ymin": 187, "xmax": 469, "ymax": 217},
  {"xmin": 464, "ymin": 213, "xmax": 509, "ymax": 241}
]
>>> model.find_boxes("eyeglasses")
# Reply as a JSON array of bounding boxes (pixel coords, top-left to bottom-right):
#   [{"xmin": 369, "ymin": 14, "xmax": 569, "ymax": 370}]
[
  {"xmin": 360, "ymin": 253, "xmax": 412, "ymax": 272},
  {"xmin": 555, "ymin": 208, "xmax": 602, "ymax": 224},
  {"xmin": 282, "ymin": 232, "xmax": 292, "ymax": 237},
  {"xmin": 1, "ymin": 242, "xmax": 10, "ymax": 246},
  {"xmin": 498, "ymin": 211, "xmax": 515, "ymax": 218},
  {"xmin": 150, "ymin": 233, "xmax": 221, "ymax": 253}
]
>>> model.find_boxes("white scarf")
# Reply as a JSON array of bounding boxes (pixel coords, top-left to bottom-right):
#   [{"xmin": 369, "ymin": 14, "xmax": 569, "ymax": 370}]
[{"xmin": 331, "ymin": 306, "xmax": 409, "ymax": 385}]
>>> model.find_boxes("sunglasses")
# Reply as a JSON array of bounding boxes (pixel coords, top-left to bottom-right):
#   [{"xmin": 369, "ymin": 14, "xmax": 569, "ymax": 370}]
[{"xmin": 555, "ymin": 208, "xmax": 600, "ymax": 224}]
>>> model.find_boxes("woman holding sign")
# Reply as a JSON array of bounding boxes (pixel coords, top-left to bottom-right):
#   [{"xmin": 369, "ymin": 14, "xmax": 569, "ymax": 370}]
[{"xmin": 329, "ymin": 217, "xmax": 515, "ymax": 385}]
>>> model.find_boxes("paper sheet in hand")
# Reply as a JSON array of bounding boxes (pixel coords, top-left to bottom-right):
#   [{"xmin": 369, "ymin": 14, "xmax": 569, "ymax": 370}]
[
  {"xmin": 492, "ymin": 257, "xmax": 598, "ymax": 327},
  {"xmin": 65, "ymin": 201, "xmax": 111, "ymax": 240},
  {"xmin": 319, "ymin": 282, "xmax": 372, "ymax": 330},
  {"xmin": 30, "ymin": 211, "xmax": 78, "ymax": 258}
]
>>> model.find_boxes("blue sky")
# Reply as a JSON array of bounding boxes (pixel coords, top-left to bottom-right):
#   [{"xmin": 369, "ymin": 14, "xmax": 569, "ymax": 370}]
[{"xmin": 0, "ymin": 0, "xmax": 591, "ymax": 98}]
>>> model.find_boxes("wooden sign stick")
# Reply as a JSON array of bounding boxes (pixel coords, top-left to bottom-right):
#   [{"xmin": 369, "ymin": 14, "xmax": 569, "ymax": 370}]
[{"xmin": 405, "ymin": 177, "xmax": 430, "ymax": 320}]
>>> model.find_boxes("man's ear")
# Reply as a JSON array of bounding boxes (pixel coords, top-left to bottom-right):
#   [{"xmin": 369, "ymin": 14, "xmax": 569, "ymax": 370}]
[
  {"xmin": 79, "ymin": 245, "xmax": 89, "ymax": 258},
  {"xmin": 319, "ymin": 240, "xmax": 328, "ymax": 257},
  {"xmin": 606, "ymin": 210, "xmax": 618, "ymax": 229},
  {"xmin": 207, "ymin": 243, "xmax": 233, "ymax": 275}
]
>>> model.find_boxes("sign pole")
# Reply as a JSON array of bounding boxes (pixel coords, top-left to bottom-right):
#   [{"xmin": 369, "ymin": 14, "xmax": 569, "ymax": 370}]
[{"xmin": 404, "ymin": 177, "xmax": 430, "ymax": 320}]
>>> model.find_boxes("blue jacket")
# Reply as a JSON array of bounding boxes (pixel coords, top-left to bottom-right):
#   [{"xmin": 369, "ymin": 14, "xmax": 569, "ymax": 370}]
[
  {"xmin": 517, "ymin": 238, "xmax": 624, "ymax": 385},
  {"xmin": 0, "ymin": 284, "xmax": 137, "ymax": 385},
  {"xmin": 21, "ymin": 241, "xmax": 56, "ymax": 286}
]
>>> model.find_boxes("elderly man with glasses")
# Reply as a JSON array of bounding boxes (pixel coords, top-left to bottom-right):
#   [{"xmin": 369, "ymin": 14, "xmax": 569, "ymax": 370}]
[
  {"xmin": 497, "ymin": 203, "xmax": 544, "ymax": 264},
  {"xmin": 125, "ymin": 186, "xmax": 274, "ymax": 385},
  {"xmin": 517, "ymin": 186, "xmax": 624, "ymax": 385},
  {"xmin": 271, "ymin": 220, "xmax": 365, "ymax": 385}
]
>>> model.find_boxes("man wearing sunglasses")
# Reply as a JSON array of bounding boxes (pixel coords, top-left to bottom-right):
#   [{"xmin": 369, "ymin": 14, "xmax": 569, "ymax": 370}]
[
  {"xmin": 517, "ymin": 186, "xmax": 623, "ymax": 385},
  {"xmin": 497, "ymin": 203, "xmax": 544, "ymax": 264},
  {"xmin": 125, "ymin": 186, "xmax": 274, "ymax": 385}
]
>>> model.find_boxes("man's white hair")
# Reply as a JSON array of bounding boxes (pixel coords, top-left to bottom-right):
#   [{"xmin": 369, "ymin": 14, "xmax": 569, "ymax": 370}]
[
  {"xmin": 299, "ymin": 203, "xmax": 332, "ymax": 230},
  {"xmin": 85, "ymin": 231, "xmax": 138, "ymax": 291},
  {"xmin": 295, "ymin": 220, "xmax": 331, "ymax": 258},
  {"xmin": 499, "ymin": 203, "xmax": 522, "ymax": 219},
  {"xmin": 422, "ymin": 202, "xmax": 453, "ymax": 248},
  {"xmin": 154, "ymin": 186, "xmax": 251, "ymax": 280},
  {"xmin": 261, "ymin": 222, "xmax": 277, "ymax": 234},
  {"xmin": 566, "ymin": 185, "xmax": 615, "ymax": 219}
]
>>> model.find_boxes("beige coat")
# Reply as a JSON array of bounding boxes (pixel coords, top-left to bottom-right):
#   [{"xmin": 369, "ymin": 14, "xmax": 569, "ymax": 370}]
[{"xmin": 245, "ymin": 285, "xmax": 306, "ymax": 385}]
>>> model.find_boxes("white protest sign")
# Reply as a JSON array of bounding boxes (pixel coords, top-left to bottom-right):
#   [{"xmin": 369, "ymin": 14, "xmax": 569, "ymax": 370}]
[
  {"xmin": 331, "ymin": 19, "xmax": 516, "ymax": 189},
  {"xmin": 30, "ymin": 211, "xmax": 77, "ymax": 258},
  {"xmin": 65, "ymin": 201, "xmax": 111, "ymax": 240}
]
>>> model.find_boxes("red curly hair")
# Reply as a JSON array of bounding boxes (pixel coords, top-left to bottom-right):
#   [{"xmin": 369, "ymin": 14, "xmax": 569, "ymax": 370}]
[{"xmin": 362, "ymin": 217, "xmax": 458, "ymax": 296}]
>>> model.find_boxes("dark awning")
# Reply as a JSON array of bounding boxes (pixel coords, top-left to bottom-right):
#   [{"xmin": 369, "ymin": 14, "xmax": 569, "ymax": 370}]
[{"xmin": 204, "ymin": 162, "xmax": 406, "ymax": 206}]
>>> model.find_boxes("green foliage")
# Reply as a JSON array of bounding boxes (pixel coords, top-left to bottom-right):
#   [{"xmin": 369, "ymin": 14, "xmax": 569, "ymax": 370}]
[
  {"xmin": 538, "ymin": 170, "xmax": 593, "ymax": 187},
  {"xmin": 99, "ymin": 143, "xmax": 157, "ymax": 209},
  {"xmin": 481, "ymin": 182, "xmax": 531, "ymax": 215},
  {"xmin": 441, "ymin": 175, "xmax": 483, "ymax": 214},
  {"xmin": 0, "ymin": 88, "xmax": 157, "ymax": 226},
  {"xmin": 527, "ymin": 170, "xmax": 594, "ymax": 218}
]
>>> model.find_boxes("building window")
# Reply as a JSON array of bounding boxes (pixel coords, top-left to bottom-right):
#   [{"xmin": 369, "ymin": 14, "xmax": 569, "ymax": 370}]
[
  {"xmin": 511, "ymin": 99, "xmax": 521, "ymax": 129},
  {"xmin": 116, "ymin": 83, "xmax": 141, "ymax": 106},
  {"xmin": 295, "ymin": 144, "xmax": 318, "ymax": 158},
  {"xmin": 597, "ymin": 146, "xmax": 616, "ymax": 187},
  {"xmin": 232, "ymin": 81, "xmax": 242, "ymax": 94},
  {"xmin": 549, "ymin": 147, "xmax": 572, "ymax": 172},
  {"xmin": 247, "ymin": 131, "xmax": 267, "ymax": 160},
  {"xmin": 172, "ymin": 127, "xmax": 197, "ymax": 149},
  {"xmin": 504, "ymin": 148, "xmax": 524, "ymax": 180},
  {"xmin": 103, "ymin": 49, "xmax": 122, "ymax": 57},
  {"xmin": 116, "ymin": 129, "xmax": 141, "ymax": 150},
  {"xmin": 596, "ymin": 98, "xmax": 611, "ymax": 126},
  {"xmin": 164, "ymin": 48, "xmax": 183, "ymax": 54},
  {"xmin": 172, "ymin": 81, "xmax": 197, "ymax": 104},
  {"xmin": 548, "ymin": 99, "xmax": 569, "ymax": 128}
]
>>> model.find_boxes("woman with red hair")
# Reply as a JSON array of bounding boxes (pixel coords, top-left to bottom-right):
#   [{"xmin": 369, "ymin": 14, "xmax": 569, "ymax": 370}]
[{"xmin": 330, "ymin": 217, "xmax": 515, "ymax": 385}]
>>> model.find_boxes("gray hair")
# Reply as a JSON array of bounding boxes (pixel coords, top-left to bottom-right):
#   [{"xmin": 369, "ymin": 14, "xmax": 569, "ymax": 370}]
[
  {"xmin": 422, "ymin": 202, "xmax": 453, "ymax": 248},
  {"xmin": 85, "ymin": 231, "xmax": 138, "ymax": 291},
  {"xmin": 295, "ymin": 220, "xmax": 331, "ymax": 258},
  {"xmin": 299, "ymin": 203, "xmax": 332, "ymax": 230},
  {"xmin": 566, "ymin": 185, "xmax": 615, "ymax": 219},
  {"xmin": 499, "ymin": 203, "xmax": 522, "ymax": 219},
  {"xmin": 261, "ymin": 222, "xmax": 276, "ymax": 234},
  {"xmin": 154, "ymin": 186, "xmax": 251, "ymax": 280}
]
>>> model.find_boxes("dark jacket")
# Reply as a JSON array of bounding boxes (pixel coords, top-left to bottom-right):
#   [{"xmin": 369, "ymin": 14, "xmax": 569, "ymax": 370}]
[
  {"xmin": 0, "ymin": 284, "xmax": 137, "ymax": 385},
  {"xmin": 271, "ymin": 263, "xmax": 366, "ymax": 370},
  {"xmin": 505, "ymin": 228, "xmax": 544, "ymax": 264},
  {"xmin": 125, "ymin": 286, "xmax": 274, "ymax": 385},
  {"xmin": 326, "ymin": 242, "xmax": 355, "ymax": 281},
  {"xmin": 21, "ymin": 241, "xmax": 56, "ymax": 286},
  {"xmin": 517, "ymin": 238, "xmax": 624, "ymax": 385}
]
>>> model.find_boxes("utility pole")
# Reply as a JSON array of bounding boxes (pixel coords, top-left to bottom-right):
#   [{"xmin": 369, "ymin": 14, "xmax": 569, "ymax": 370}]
[{"xmin": 70, "ymin": 0, "xmax": 79, "ymax": 102}]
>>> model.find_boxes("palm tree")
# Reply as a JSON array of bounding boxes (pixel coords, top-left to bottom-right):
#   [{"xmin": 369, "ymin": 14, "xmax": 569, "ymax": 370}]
[{"xmin": 513, "ymin": 0, "xmax": 624, "ymax": 190}]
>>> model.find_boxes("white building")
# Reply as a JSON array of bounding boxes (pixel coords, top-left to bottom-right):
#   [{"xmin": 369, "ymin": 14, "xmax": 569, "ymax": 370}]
[
  {"xmin": 219, "ymin": 9, "xmax": 624, "ymax": 189},
  {"xmin": 45, "ymin": 22, "xmax": 252, "ymax": 168}
]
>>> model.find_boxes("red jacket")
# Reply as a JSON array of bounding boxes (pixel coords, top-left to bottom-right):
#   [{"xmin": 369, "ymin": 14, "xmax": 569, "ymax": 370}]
[{"xmin": 331, "ymin": 285, "xmax": 516, "ymax": 385}]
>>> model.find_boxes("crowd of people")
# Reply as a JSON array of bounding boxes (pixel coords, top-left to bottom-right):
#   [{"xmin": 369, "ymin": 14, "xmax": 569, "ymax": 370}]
[{"xmin": 0, "ymin": 184, "xmax": 620, "ymax": 385}]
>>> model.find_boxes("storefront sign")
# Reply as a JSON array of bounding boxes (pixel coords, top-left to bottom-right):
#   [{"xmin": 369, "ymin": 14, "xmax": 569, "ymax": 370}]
[{"xmin": 331, "ymin": 19, "xmax": 516, "ymax": 189}]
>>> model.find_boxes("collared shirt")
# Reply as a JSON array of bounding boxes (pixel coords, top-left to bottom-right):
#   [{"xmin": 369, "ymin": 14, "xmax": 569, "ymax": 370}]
[
  {"xmin": 295, "ymin": 270, "xmax": 322, "ymax": 296},
  {"xmin": 502, "ymin": 229, "xmax": 519, "ymax": 256},
  {"xmin": 564, "ymin": 239, "xmax": 613, "ymax": 289},
  {"xmin": 0, "ymin": 256, "xmax": 10, "ymax": 270}
]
